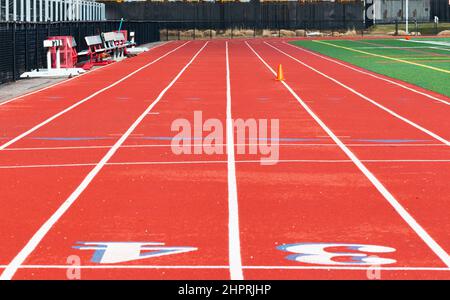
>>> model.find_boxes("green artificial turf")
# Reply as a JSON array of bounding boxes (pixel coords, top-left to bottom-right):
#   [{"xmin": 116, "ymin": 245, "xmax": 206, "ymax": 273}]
[{"xmin": 290, "ymin": 38, "xmax": 450, "ymax": 97}]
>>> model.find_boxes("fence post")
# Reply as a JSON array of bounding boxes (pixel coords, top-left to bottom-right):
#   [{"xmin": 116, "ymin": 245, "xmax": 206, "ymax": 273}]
[
  {"xmin": 395, "ymin": 20, "xmax": 398, "ymax": 36},
  {"xmin": 12, "ymin": 22, "xmax": 17, "ymax": 81},
  {"xmin": 25, "ymin": 23, "xmax": 29, "ymax": 72},
  {"xmin": 35, "ymin": 23, "xmax": 39, "ymax": 69},
  {"xmin": 78, "ymin": 21, "xmax": 81, "ymax": 49}
]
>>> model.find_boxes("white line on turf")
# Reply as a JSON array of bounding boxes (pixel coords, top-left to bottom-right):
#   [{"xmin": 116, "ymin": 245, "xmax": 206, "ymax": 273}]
[
  {"xmin": 1, "ymin": 264, "xmax": 448, "ymax": 271},
  {"xmin": 1, "ymin": 159, "xmax": 450, "ymax": 169},
  {"xmin": 246, "ymin": 41, "xmax": 450, "ymax": 268},
  {"xmin": 266, "ymin": 42, "xmax": 450, "ymax": 146},
  {"xmin": 282, "ymin": 41, "xmax": 450, "ymax": 106},
  {"xmin": 0, "ymin": 42, "xmax": 172, "ymax": 107},
  {"xmin": 0, "ymin": 41, "xmax": 209, "ymax": 280},
  {"xmin": 0, "ymin": 42, "xmax": 191, "ymax": 151},
  {"xmin": 225, "ymin": 41, "xmax": 244, "ymax": 280},
  {"xmin": 430, "ymin": 47, "xmax": 450, "ymax": 52}
]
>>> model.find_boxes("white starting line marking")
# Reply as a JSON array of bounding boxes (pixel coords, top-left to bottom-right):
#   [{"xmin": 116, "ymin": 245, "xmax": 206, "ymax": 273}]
[
  {"xmin": 1, "ymin": 159, "xmax": 449, "ymax": 169},
  {"xmin": 3, "ymin": 143, "xmax": 446, "ymax": 152},
  {"xmin": 2, "ymin": 264, "xmax": 449, "ymax": 272}
]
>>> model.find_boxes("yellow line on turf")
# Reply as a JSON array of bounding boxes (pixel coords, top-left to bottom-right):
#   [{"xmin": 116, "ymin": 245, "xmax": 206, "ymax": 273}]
[{"xmin": 313, "ymin": 40, "xmax": 450, "ymax": 74}]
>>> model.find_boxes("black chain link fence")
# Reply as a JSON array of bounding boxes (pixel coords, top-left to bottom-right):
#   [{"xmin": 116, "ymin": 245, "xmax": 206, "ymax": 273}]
[{"xmin": 0, "ymin": 20, "xmax": 160, "ymax": 83}]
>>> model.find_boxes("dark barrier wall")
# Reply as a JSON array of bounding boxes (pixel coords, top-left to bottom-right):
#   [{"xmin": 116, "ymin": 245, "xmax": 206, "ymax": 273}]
[
  {"xmin": 430, "ymin": 0, "xmax": 450, "ymax": 21},
  {"xmin": 0, "ymin": 21, "xmax": 159, "ymax": 83},
  {"xmin": 103, "ymin": 2, "xmax": 364, "ymax": 30}
]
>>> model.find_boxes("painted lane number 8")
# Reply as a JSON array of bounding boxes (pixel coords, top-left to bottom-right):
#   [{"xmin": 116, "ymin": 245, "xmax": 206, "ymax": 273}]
[{"xmin": 277, "ymin": 243, "xmax": 396, "ymax": 265}]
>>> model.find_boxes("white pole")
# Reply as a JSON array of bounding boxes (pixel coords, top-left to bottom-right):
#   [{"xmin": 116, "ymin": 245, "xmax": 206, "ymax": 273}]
[
  {"xmin": 26, "ymin": 0, "xmax": 30, "ymax": 21},
  {"xmin": 13, "ymin": 0, "xmax": 16, "ymax": 21},
  {"xmin": 20, "ymin": 0, "xmax": 24, "ymax": 21},
  {"xmin": 33, "ymin": 0, "xmax": 36, "ymax": 21},
  {"xmin": 373, "ymin": 0, "xmax": 376, "ymax": 25},
  {"xmin": 39, "ymin": 0, "xmax": 42, "ymax": 21},
  {"xmin": 55, "ymin": 0, "xmax": 58, "ymax": 20},
  {"xmin": 6, "ymin": 0, "xmax": 9, "ymax": 21},
  {"xmin": 405, "ymin": 0, "xmax": 409, "ymax": 34},
  {"xmin": 44, "ymin": 0, "xmax": 47, "ymax": 21}
]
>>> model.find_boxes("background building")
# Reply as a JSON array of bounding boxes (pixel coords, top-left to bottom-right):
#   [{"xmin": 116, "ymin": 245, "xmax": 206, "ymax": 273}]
[{"xmin": 0, "ymin": 0, "xmax": 105, "ymax": 21}]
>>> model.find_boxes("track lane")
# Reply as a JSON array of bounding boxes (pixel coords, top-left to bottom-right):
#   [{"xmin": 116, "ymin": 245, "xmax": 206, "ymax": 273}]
[
  {"xmin": 4, "ymin": 42, "xmax": 201, "ymax": 150},
  {"xmin": 0, "ymin": 44, "xmax": 191, "ymax": 150},
  {"xmin": 8, "ymin": 41, "xmax": 232, "ymax": 279},
  {"xmin": 268, "ymin": 40, "xmax": 450, "ymax": 140},
  {"xmin": 249, "ymin": 40, "xmax": 450, "ymax": 265},
  {"xmin": 232, "ymin": 40, "xmax": 449, "ymax": 279},
  {"xmin": 0, "ymin": 42, "xmax": 184, "ymax": 143},
  {"xmin": 0, "ymin": 42, "xmax": 205, "ymax": 275}
]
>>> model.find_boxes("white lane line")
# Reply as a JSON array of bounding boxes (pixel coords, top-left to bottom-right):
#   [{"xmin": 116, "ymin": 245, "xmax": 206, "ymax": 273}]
[
  {"xmin": 0, "ymin": 42, "xmax": 191, "ymax": 151},
  {"xmin": 246, "ymin": 41, "xmax": 450, "ymax": 268},
  {"xmin": 430, "ymin": 47, "xmax": 450, "ymax": 52},
  {"xmin": 1, "ymin": 159, "xmax": 450, "ymax": 169},
  {"xmin": 0, "ymin": 42, "xmax": 172, "ymax": 107},
  {"xmin": 282, "ymin": 41, "xmax": 450, "ymax": 106},
  {"xmin": 3, "ymin": 143, "xmax": 446, "ymax": 151},
  {"xmin": 0, "ymin": 41, "xmax": 209, "ymax": 280},
  {"xmin": 225, "ymin": 41, "xmax": 244, "ymax": 280},
  {"xmin": 267, "ymin": 42, "xmax": 450, "ymax": 146},
  {"xmin": 401, "ymin": 39, "xmax": 450, "ymax": 48},
  {"xmin": 2, "ymin": 264, "xmax": 449, "ymax": 271}
]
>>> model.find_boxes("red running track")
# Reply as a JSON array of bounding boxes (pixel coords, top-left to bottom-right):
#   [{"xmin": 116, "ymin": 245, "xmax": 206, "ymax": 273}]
[{"xmin": 0, "ymin": 39, "xmax": 449, "ymax": 279}]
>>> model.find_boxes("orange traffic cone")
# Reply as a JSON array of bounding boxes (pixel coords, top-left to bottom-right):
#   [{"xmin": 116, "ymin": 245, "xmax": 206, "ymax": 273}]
[{"xmin": 276, "ymin": 64, "xmax": 285, "ymax": 81}]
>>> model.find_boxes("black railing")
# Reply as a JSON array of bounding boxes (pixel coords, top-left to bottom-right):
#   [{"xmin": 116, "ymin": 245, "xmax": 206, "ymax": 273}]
[
  {"xmin": 0, "ymin": 20, "xmax": 160, "ymax": 83},
  {"xmin": 373, "ymin": 20, "xmax": 450, "ymax": 36},
  {"xmin": 155, "ymin": 19, "xmax": 365, "ymax": 41}
]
